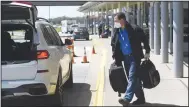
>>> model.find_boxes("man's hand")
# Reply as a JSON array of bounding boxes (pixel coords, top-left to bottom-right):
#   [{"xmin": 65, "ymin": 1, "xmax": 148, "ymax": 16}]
[
  {"xmin": 112, "ymin": 54, "xmax": 115, "ymax": 59},
  {"xmin": 144, "ymin": 53, "xmax": 150, "ymax": 59}
]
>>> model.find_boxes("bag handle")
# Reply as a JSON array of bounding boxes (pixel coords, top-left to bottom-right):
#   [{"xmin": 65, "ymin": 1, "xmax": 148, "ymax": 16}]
[
  {"xmin": 145, "ymin": 57, "xmax": 150, "ymax": 60},
  {"xmin": 141, "ymin": 58, "xmax": 150, "ymax": 64}
]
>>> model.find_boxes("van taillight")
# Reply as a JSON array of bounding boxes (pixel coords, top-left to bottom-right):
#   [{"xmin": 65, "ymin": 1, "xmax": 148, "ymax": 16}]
[{"xmin": 37, "ymin": 50, "xmax": 49, "ymax": 59}]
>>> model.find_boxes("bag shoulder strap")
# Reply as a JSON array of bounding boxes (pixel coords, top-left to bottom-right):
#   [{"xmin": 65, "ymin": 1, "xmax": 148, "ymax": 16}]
[
  {"xmin": 114, "ymin": 29, "xmax": 120, "ymax": 48},
  {"xmin": 121, "ymin": 61, "xmax": 129, "ymax": 82}
]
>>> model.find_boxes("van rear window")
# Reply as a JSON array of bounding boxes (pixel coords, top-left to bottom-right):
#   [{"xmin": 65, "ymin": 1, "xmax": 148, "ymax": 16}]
[{"xmin": 2, "ymin": 24, "xmax": 37, "ymax": 61}]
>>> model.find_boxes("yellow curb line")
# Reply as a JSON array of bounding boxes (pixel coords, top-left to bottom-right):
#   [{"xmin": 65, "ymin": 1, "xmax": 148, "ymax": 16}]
[{"xmin": 93, "ymin": 49, "xmax": 107, "ymax": 106}]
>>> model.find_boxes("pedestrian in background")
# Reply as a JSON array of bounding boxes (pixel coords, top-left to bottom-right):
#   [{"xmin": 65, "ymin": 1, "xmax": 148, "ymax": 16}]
[{"xmin": 98, "ymin": 23, "xmax": 103, "ymax": 38}]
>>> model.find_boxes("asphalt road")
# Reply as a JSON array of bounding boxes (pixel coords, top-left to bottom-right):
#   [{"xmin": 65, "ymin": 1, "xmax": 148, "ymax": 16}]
[{"xmin": 62, "ymin": 38, "xmax": 94, "ymax": 106}]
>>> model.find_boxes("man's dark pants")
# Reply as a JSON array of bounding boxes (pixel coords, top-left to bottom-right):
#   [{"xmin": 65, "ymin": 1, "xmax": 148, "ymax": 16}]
[{"xmin": 123, "ymin": 54, "xmax": 144, "ymax": 102}]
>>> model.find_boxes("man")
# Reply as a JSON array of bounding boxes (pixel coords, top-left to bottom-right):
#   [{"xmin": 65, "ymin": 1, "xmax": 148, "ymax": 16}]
[
  {"xmin": 111, "ymin": 12, "xmax": 150, "ymax": 106},
  {"xmin": 98, "ymin": 23, "xmax": 103, "ymax": 38}
]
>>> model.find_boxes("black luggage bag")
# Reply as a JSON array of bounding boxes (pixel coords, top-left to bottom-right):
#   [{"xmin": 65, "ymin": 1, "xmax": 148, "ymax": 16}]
[
  {"xmin": 109, "ymin": 61, "xmax": 128, "ymax": 97},
  {"xmin": 139, "ymin": 59, "xmax": 160, "ymax": 89}
]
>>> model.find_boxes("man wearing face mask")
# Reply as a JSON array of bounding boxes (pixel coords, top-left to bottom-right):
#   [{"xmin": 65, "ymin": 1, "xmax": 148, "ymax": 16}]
[{"xmin": 111, "ymin": 12, "xmax": 150, "ymax": 106}]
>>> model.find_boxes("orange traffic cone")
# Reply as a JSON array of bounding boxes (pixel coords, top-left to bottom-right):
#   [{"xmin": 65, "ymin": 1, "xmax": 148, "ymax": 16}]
[
  {"xmin": 67, "ymin": 45, "xmax": 72, "ymax": 50},
  {"xmin": 71, "ymin": 39, "xmax": 77, "ymax": 57},
  {"xmin": 92, "ymin": 46, "xmax": 96, "ymax": 54},
  {"xmin": 67, "ymin": 45, "xmax": 75, "ymax": 64},
  {"xmin": 82, "ymin": 47, "xmax": 89, "ymax": 63}
]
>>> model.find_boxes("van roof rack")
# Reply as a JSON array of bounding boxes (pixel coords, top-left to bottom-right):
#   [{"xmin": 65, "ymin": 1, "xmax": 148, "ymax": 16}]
[{"xmin": 36, "ymin": 17, "xmax": 49, "ymax": 23}]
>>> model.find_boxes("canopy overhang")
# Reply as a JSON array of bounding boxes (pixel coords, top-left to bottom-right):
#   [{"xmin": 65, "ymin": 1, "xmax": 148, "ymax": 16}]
[
  {"xmin": 30, "ymin": 1, "xmax": 87, "ymax": 6},
  {"xmin": 78, "ymin": 2, "xmax": 145, "ymax": 13}
]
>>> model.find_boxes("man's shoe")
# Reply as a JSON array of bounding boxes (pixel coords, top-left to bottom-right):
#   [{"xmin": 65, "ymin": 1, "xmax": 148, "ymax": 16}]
[
  {"xmin": 132, "ymin": 99, "xmax": 145, "ymax": 105},
  {"xmin": 118, "ymin": 98, "xmax": 130, "ymax": 106}
]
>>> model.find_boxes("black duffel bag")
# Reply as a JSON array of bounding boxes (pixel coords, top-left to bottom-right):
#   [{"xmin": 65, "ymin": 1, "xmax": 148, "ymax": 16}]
[
  {"xmin": 139, "ymin": 59, "xmax": 160, "ymax": 89},
  {"xmin": 109, "ymin": 61, "xmax": 128, "ymax": 97}
]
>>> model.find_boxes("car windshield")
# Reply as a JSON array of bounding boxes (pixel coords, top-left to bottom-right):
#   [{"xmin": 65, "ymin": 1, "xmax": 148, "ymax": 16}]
[
  {"xmin": 72, "ymin": 25, "xmax": 78, "ymax": 27},
  {"xmin": 79, "ymin": 27, "xmax": 87, "ymax": 31},
  {"xmin": 9, "ymin": 30, "xmax": 30, "ymax": 43}
]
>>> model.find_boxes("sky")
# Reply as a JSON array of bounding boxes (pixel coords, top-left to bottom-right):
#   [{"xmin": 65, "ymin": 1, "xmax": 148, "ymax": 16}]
[{"xmin": 37, "ymin": 6, "xmax": 84, "ymax": 19}]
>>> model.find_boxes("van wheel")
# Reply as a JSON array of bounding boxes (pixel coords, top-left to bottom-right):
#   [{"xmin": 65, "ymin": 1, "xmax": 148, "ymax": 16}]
[
  {"xmin": 64, "ymin": 64, "xmax": 73, "ymax": 88},
  {"xmin": 53, "ymin": 71, "xmax": 64, "ymax": 106}
]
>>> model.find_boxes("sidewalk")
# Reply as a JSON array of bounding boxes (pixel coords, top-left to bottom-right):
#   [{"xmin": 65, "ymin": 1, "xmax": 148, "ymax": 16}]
[
  {"xmin": 159, "ymin": 51, "xmax": 188, "ymax": 88},
  {"xmin": 144, "ymin": 51, "xmax": 188, "ymax": 106},
  {"xmin": 103, "ymin": 40, "xmax": 188, "ymax": 106}
]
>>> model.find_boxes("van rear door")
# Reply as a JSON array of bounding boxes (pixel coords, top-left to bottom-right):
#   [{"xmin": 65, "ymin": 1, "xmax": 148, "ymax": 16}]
[
  {"xmin": 1, "ymin": 1, "xmax": 37, "ymax": 28},
  {"xmin": 1, "ymin": 1, "xmax": 39, "ymax": 81}
]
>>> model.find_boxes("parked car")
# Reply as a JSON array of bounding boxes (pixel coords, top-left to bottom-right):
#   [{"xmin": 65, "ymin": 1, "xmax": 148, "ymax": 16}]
[
  {"xmin": 73, "ymin": 27, "xmax": 89, "ymax": 40},
  {"xmin": 1, "ymin": 1, "xmax": 73, "ymax": 106}
]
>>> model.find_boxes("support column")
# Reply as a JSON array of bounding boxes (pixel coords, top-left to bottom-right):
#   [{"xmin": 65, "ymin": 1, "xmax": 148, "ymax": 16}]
[
  {"xmin": 99, "ymin": 9, "xmax": 102, "ymax": 24},
  {"xmin": 149, "ymin": 2, "xmax": 154, "ymax": 49},
  {"xmin": 84, "ymin": 13, "xmax": 86, "ymax": 27},
  {"xmin": 144, "ymin": 2, "xmax": 146, "ymax": 27},
  {"xmin": 145, "ymin": 2, "xmax": 149, "ymax": 28},
  {"xmin": 98, "ymin": 9, "xmax": 99, "ymax": 24},
  {"xmin": 118, "ymin": 2, "xmax": 121, "ymax": 12},
  {"xmin": 99, "ymin": 9, "xmax": 102, "ymax": 36},
  {"xmin": 169, "ymin": 2, "xmax": 173, "ymax": 54},
  {"xmin": 154, "ymin": 2, "xmax": 160, "ymax": 55},
  {"xmin": 126, "ymin": 2, "xmax": 130, "ymax": 23},
  {"xmin": 85, "ymin": 13, "xmax": 88, "ymax": 28},
  {"xmin": 137, "ymin": 3, "xmax": 141, "ymax": 27},
  {"xmin": 94, "ymin": 11, "xmax": 96, "ymax": 34},
  {"xmin": 88, "ymin": 11, "xmax": 90, "ymax": 32},
  {"xmin": 91, "ymin": 10, "xmax": 94, "ymax": 35},
  {"xmin": 102, "ymin": 8, "xmax": 104, "ymax": 34},
  {"xmin": 133, "ymin": 4, "xmax": 137, "ymax": 25},
  {"xmin": 87, "ymin": 12, "xmax": 89, "ymax": 30},
  {"xmin": 173, "ymin": 2, "xmax": 183, "ymax": 78},
  {"xmin": 106, "ymin": 4, "xmax": 109, "ymax": 30},
  {"xmin": 97, "ymin": 9, "xmax": 100, "ymax": 36},
  {"xmin": 141, "ymin": 2, "xmax": 144, "ymax": 28},
  {"xmin": 135, "ymin": 4, "xmax": 137, "ymax": 24},
  {"xmin": 111, "ymin": 3, "xmax": 114, "ymax": 37},
  {"xmin": 132, "ymin": 5, "xmax": 136, "ymax": 24},
  {"xmin": 161, "ymin": 2, "xmax": 169, "ymax": 63}
]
